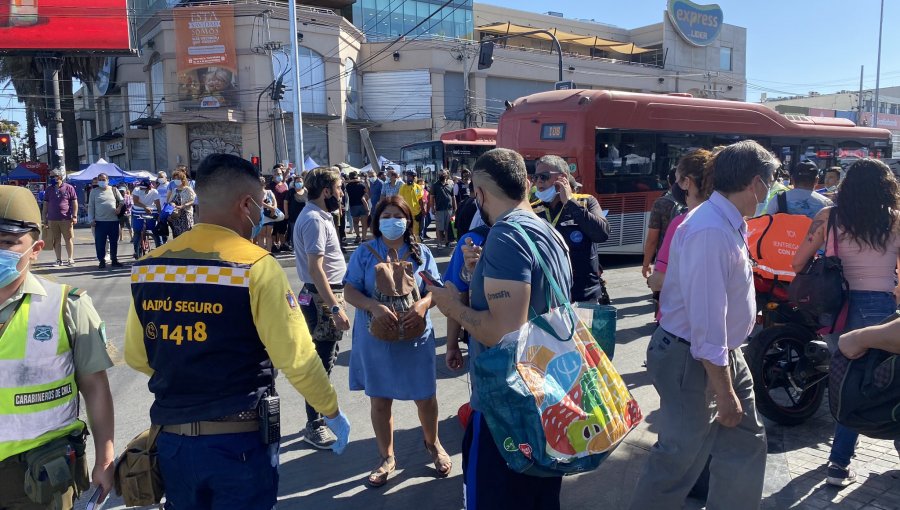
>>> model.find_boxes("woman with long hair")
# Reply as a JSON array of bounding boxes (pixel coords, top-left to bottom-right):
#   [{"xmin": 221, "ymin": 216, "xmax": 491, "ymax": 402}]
[
  {"xmin": 647, "ymin": 149, "xmax": 715, "ymax": 304},
  {"xmin": 793, "ymin": 158, "xmax": 900, "ymax": 487},
  {"xmin": 343, "ymin": 195, "xmax": 451, "ymax": 487}
]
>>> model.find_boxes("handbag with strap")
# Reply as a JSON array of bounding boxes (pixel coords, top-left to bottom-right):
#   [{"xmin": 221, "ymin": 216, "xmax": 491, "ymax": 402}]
[
  {"xmin": 473, "ymin": 222, "xmax": 642, "ymax": 477},
  {"xmin": 788, "ymin": 207, "xmax": 849, "ymax": 333},
  {"xmin": 114, "ymin": 425, "xmax": 164, "ymax": 506},
  {"xmin": 363, "ymin": 242, "xmax": 425, "ymax": 341}
]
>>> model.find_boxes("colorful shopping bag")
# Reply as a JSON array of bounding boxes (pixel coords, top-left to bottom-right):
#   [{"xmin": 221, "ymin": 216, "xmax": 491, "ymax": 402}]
[
  {"xmin": 574, "ymin": 303, "xmax": 617, "ymax": 359},
  {"xmin": 473, "ymin": 223, "xmax": 642, "ymax": 476}
]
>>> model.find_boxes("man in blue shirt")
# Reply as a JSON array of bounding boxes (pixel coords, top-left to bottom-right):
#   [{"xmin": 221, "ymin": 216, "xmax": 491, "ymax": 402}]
[
  {"xmin": 429, "ymin": 148, "xmax": 572, "ymax": 509},
  {"xmin": 368, "ymin": 170, "xmax": 385, "ymax": 223},
  {"xmin": 766, "ymin": 160, "xmax": 832, "ymax": 219}
]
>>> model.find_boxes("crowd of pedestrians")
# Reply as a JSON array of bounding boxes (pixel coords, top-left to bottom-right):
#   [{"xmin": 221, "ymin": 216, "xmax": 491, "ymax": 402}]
[{"xmin": 7, "ymin": 143, "xmax": 900, "ymax": 510}]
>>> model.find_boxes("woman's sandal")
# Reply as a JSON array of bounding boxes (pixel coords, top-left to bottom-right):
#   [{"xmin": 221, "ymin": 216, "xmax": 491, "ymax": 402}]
[
  {"xmin": 425, "ymin": 441, "xmax": 452, "ymax": 478},
  {"xmin": 366, "ymin": 455, "xmax": 396, "ymax": 488}
]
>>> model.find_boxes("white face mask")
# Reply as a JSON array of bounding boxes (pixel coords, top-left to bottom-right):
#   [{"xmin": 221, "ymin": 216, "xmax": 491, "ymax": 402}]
[{"xmin": 157, "ymin": 177, "xmax": 167, "ymax": 184}]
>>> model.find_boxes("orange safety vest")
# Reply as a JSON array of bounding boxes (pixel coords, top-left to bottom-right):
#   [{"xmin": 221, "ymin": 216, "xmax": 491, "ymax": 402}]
[{"xmin": 746, "ymin": 213, "xmax": 813, "ymax": 283}]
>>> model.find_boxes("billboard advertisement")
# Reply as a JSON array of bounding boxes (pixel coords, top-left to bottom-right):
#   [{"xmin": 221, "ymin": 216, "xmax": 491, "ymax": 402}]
[
  {"xmin": 0, "ymin": 0, "xmax": 130, "ymax": 53},
  {"xmin": 667, "ymin": 0, "xmax": 723, "ymax": 47},
  {"xmin": 175, "ymin": 5, "xmax": 239, "ymax": 109}
]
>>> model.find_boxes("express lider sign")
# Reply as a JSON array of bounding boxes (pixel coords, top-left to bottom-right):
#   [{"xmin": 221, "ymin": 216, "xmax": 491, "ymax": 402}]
[{"xmin": 667, "ymin": 0, "xmax": 723, "ymax": 47}]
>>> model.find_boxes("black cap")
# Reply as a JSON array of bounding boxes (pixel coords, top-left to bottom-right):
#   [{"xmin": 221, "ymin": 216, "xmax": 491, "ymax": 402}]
[{"xmin": 792, "ymin": 161, "xmax": 819, "ymax": 177}]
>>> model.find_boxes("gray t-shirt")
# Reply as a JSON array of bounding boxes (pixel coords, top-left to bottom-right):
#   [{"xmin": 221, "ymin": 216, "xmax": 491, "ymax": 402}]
[
  {"xmin": 468, "ymin": 209, "xmax": 573, "ymax": 411},
  {"xmin": 293, "ymin": 202, "xmax": 347, "ymax": 285},
  {"xmin": 766, "ymin": 188, "xmax": 832, "ymax": 219}
]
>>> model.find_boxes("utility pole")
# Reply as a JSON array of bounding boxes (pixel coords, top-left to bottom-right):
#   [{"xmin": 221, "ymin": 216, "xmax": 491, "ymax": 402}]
[
  {"xmin": 38, "ymin": 55, "xmax": 65, "ymax": 172},
  {"xmin": 873, "ymin": 0, "xmax": 884, "ymax": 129},
  {"xmin": 288, "ymin": 0, "xmax": 306, "ymax": 170},
  {"xmin": 858, "ymin": 65, "xmax": 865, "ymax": 125}
]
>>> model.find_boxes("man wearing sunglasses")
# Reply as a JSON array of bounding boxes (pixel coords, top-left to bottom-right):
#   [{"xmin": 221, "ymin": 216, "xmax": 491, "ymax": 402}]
[{"xmin": 531, "ymin": 155, "xmax": 610, "ymax": 304}]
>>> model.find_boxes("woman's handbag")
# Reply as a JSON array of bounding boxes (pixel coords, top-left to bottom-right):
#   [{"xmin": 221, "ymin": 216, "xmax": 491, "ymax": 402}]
[
  {"xmin": 473, "ymin": 222, "xmax": 641, "ymax": 476},
  {"xmin": 364, "ymin": 243, "xmax": 426, "ymax": 341},
  {"xmin": 788, "ymin": 207, "xmax": 849, "ymax": 333}
]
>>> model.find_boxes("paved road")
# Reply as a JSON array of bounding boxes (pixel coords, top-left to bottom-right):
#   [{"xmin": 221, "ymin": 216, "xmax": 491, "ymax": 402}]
[{"xmin": 35, "ymin": 229, "xmax": 900, "ymax": 509}]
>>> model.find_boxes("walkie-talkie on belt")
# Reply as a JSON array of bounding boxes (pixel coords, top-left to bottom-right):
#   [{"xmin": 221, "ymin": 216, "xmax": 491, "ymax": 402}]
[{"xmin": 258, "ymin": 384, "xmax": 281, "ymax": 445}]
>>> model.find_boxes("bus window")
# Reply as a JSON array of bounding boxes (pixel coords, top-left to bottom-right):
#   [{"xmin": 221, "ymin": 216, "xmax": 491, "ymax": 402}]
[{"xmin": 595, "ymin": 131, "xmax": 660, "ymax": 193}]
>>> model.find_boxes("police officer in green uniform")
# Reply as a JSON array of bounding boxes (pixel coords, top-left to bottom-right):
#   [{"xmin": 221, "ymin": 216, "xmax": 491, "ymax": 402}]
[
  {"xmin": 125, "ymin": 154, "xmax": 350, "ymax": 510},
  {"xmin": 0, "ymin": 185, "xmax": 116, "ymax": 509},
  {"xmin": 531, "ymin": 155, "xmax": 611, "ymax": 303}
]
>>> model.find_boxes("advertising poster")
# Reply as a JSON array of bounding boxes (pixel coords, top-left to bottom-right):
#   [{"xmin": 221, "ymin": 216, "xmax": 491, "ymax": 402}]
[
  {"xmin": 175, "ymin": 5, "xmax": 238, "ymax": 109},
  {"xmin": 0, "ymin": 0, "xmax": 131, "ymax": 52}
]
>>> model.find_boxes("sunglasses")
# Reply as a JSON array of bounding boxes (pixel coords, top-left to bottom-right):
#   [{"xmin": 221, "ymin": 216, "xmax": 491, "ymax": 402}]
[{"xmin": 534, "ymin": 173, "xmax": 559, "ymax": 182}]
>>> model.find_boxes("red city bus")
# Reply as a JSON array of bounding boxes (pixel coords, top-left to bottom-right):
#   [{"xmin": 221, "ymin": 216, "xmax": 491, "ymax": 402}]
[
  {"xmin": 400, "ymin": 128, "xmax": 496, "ymax": 183},
  {"xmin": 498, "ymin": 90, "xmax": 893, "ymax": 254}
]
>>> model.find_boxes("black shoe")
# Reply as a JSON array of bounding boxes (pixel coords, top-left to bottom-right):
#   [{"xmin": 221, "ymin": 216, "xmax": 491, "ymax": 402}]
[
  {"xmin": 826, "ymin": 462, "xmax": 858, "ymax": 487},
  {"xmin": 111, "ymin": 261, "xmax": 124, "ymax": 268},
  {"xmin": 98, "ymin": 261, "xmax": 106, "ymax": 269}
]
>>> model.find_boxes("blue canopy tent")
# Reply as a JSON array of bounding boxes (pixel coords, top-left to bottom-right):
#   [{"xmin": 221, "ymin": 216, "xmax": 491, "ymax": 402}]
[
  {"xmin": 67, "ymin": 159, "xmax": 137, "ymax": 185},
  {"xmin": 2, "ymin": 165, "xmax": 42, "ymax": 181}
]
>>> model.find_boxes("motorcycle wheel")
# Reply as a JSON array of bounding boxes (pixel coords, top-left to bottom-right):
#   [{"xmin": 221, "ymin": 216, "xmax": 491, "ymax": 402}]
[{"xmin": 746, "ymin": 324, "xmax": 827, "ymax": 426}]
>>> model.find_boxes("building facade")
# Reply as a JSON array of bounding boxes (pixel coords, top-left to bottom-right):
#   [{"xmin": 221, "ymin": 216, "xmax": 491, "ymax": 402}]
[
  {"xmin": 762, "ymin": 87, "xmax": 900, "ymax": 155},
  {"xmin": 75, "ymin": 0, "xmax": 747, "ymax": 172}
]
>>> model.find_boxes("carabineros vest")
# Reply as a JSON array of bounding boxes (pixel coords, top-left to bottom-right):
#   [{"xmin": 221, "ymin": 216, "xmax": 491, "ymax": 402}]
[
  {"xmin": 0, "ymin": 280, "xmax": 82, "ymax": 461},
  {"xmin": 131, "ymin": 257, "xmax": 274, "ymax": 425}
]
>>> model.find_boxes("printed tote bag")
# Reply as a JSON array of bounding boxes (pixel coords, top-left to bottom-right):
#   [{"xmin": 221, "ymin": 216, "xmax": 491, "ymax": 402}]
[{"xmin": 473, "ymin": 222, "xmax": 642, "ymax": 476}]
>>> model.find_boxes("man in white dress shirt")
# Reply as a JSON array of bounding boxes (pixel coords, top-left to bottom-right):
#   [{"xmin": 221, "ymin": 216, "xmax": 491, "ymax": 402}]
[{"xmin": 629, "ymin": 140, "xmax": 777, "ymax": 510}]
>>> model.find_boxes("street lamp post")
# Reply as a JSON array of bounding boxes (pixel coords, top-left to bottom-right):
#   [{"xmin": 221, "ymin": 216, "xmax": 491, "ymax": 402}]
[{"xmin": 873, "ymin": 0, "xmax": 884, "ymax": 128}]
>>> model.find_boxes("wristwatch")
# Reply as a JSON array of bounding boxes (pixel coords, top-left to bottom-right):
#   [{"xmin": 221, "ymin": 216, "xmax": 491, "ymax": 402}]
[{"xmin": 330, "ymin": 304, "xmax": 342, "ymax": 314}]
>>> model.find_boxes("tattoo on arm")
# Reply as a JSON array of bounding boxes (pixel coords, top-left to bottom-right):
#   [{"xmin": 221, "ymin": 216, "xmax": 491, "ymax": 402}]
[
  {"xmin": 459, "ymin": 309, "xmax": 481, "ymax": 329},
  {"xmin": 487, "ymin": 290, "xmax": 511, "ymax": 300},
  {"xmin": 806, "ymin": 217, "xmax": 825, "ymax": 242}
]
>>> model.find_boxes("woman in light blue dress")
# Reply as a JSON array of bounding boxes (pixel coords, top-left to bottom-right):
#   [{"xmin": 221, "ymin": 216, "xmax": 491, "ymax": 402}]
[{"xmin": 344, "ymin": 195, "xmax": 452, "ymax": 488}]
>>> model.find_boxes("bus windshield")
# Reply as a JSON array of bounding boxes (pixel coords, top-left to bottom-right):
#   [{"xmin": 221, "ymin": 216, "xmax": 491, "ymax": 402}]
[{"xmin": 401, "ymin": 141, "xmax": 493, "ymax": 183}]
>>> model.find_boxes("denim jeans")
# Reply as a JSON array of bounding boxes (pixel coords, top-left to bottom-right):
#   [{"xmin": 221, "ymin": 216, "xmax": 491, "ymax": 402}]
[
  {"xmin": 829, "ymin": 290, "xmax": 897, "ymax": 467},
  {"xmin": 131, "ymin": 214, "xmax": 162, "ymax": 254}
]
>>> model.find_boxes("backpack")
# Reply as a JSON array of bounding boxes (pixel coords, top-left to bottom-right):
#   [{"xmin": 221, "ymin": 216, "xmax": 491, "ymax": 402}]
[
  {"xmin": 746, "ymin": 213, "xmax": 812, "ymax": 284},
  {"xmin": 776, "ymin": 191, "xmax": 788, "ymax": 214},
  {"xmin": 364, "ymin": 242, "xmax": 425, "ymax": 341},
  {"xmin": 829, "ymin": 312, "xmax": 900, "ymax": 439}
]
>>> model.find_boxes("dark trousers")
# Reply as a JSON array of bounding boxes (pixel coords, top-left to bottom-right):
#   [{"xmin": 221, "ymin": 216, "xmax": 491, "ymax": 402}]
[
  {"xmin": 462, "ymin": 411, "xmax": 562, "ymax": 510},
  {"xmin": 94, "ymin": 220, "xmax": 119, "ymax": 262},
  {"xmin": 303, "ymin": 340, "xmax": 339, "ymax": 427},
  {"xmin": 157, "ymin": 431, "xmax": 277, "ymax": 510}
]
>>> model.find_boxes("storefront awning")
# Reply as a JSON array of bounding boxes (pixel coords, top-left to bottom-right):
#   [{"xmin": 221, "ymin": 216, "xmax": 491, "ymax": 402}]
[{"xmin": 476, "ymin": 22, "xmax": 653, "ymax": 54}]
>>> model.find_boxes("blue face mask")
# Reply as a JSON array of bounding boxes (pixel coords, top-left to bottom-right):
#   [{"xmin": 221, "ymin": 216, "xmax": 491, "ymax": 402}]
[
  {"xmin": 0, "ymin": 243, "xmax": 35, "ymax": 288},
  {"xmin": 247, "ymin": 198, "xmax": 265, "ymax": 239},
  {"xmin": 379, "ymin": 218, "xmax": 407, "ymax": 240},
  {"xmin": 275, "ymin": 175, "xmax": 284, "ymax": 183},
  {"xmin": 294, "ymin": 181, "xmax": 304, "ymax": 190}
]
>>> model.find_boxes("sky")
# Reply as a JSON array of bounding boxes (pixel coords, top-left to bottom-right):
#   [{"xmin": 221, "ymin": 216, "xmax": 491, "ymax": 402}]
[{"xmin": 486, "ymin": 0, "xmax": 899, "ymax": 103}]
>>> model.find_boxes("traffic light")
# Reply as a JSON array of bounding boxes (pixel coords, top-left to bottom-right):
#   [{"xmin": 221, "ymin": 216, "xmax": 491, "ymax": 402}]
[
  {"xmin": 0, "ymin": 134, "xmax": 11, "ymax": 157},
  {"xmin": 477, "ymin": 41, "xmax": 495, "ymax": 70},
  {"xmin": 270, "ymin": 78, "xmax": 286, "ymax": 101},
  {"xmin": 251, "ymin": 155, "xmax": 261, "ymax": 170}
]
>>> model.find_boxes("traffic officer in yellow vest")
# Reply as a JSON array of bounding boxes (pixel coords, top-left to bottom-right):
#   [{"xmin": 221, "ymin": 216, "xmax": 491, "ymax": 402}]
[
  {"xmin": 531, "ymin": 155, "xmax": 611, "ymax": 303},
  {"xmin": 0, "ymin": 185, "xmax": 116, "ymax": 509},
  {"xmin": 124, "ymin": 153, "xmax": 351, "ymax": 510}
]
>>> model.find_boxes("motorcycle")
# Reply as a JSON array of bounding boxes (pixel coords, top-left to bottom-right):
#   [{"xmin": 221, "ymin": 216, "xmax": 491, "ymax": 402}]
[{"xmin": 746, "ymin": 277, "xmax": 832, "ymax": 426}]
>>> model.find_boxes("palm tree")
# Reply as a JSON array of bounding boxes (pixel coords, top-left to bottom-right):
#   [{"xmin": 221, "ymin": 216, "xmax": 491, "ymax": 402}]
[{"xmin": 0, "ymin": 55, "xmax": 104, "ymax": 170}]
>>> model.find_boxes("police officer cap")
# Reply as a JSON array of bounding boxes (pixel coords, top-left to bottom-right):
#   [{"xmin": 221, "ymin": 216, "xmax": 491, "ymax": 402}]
[{"xmin": 0, "ymin": 185, "xmax": 42, "ymax": 234}]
